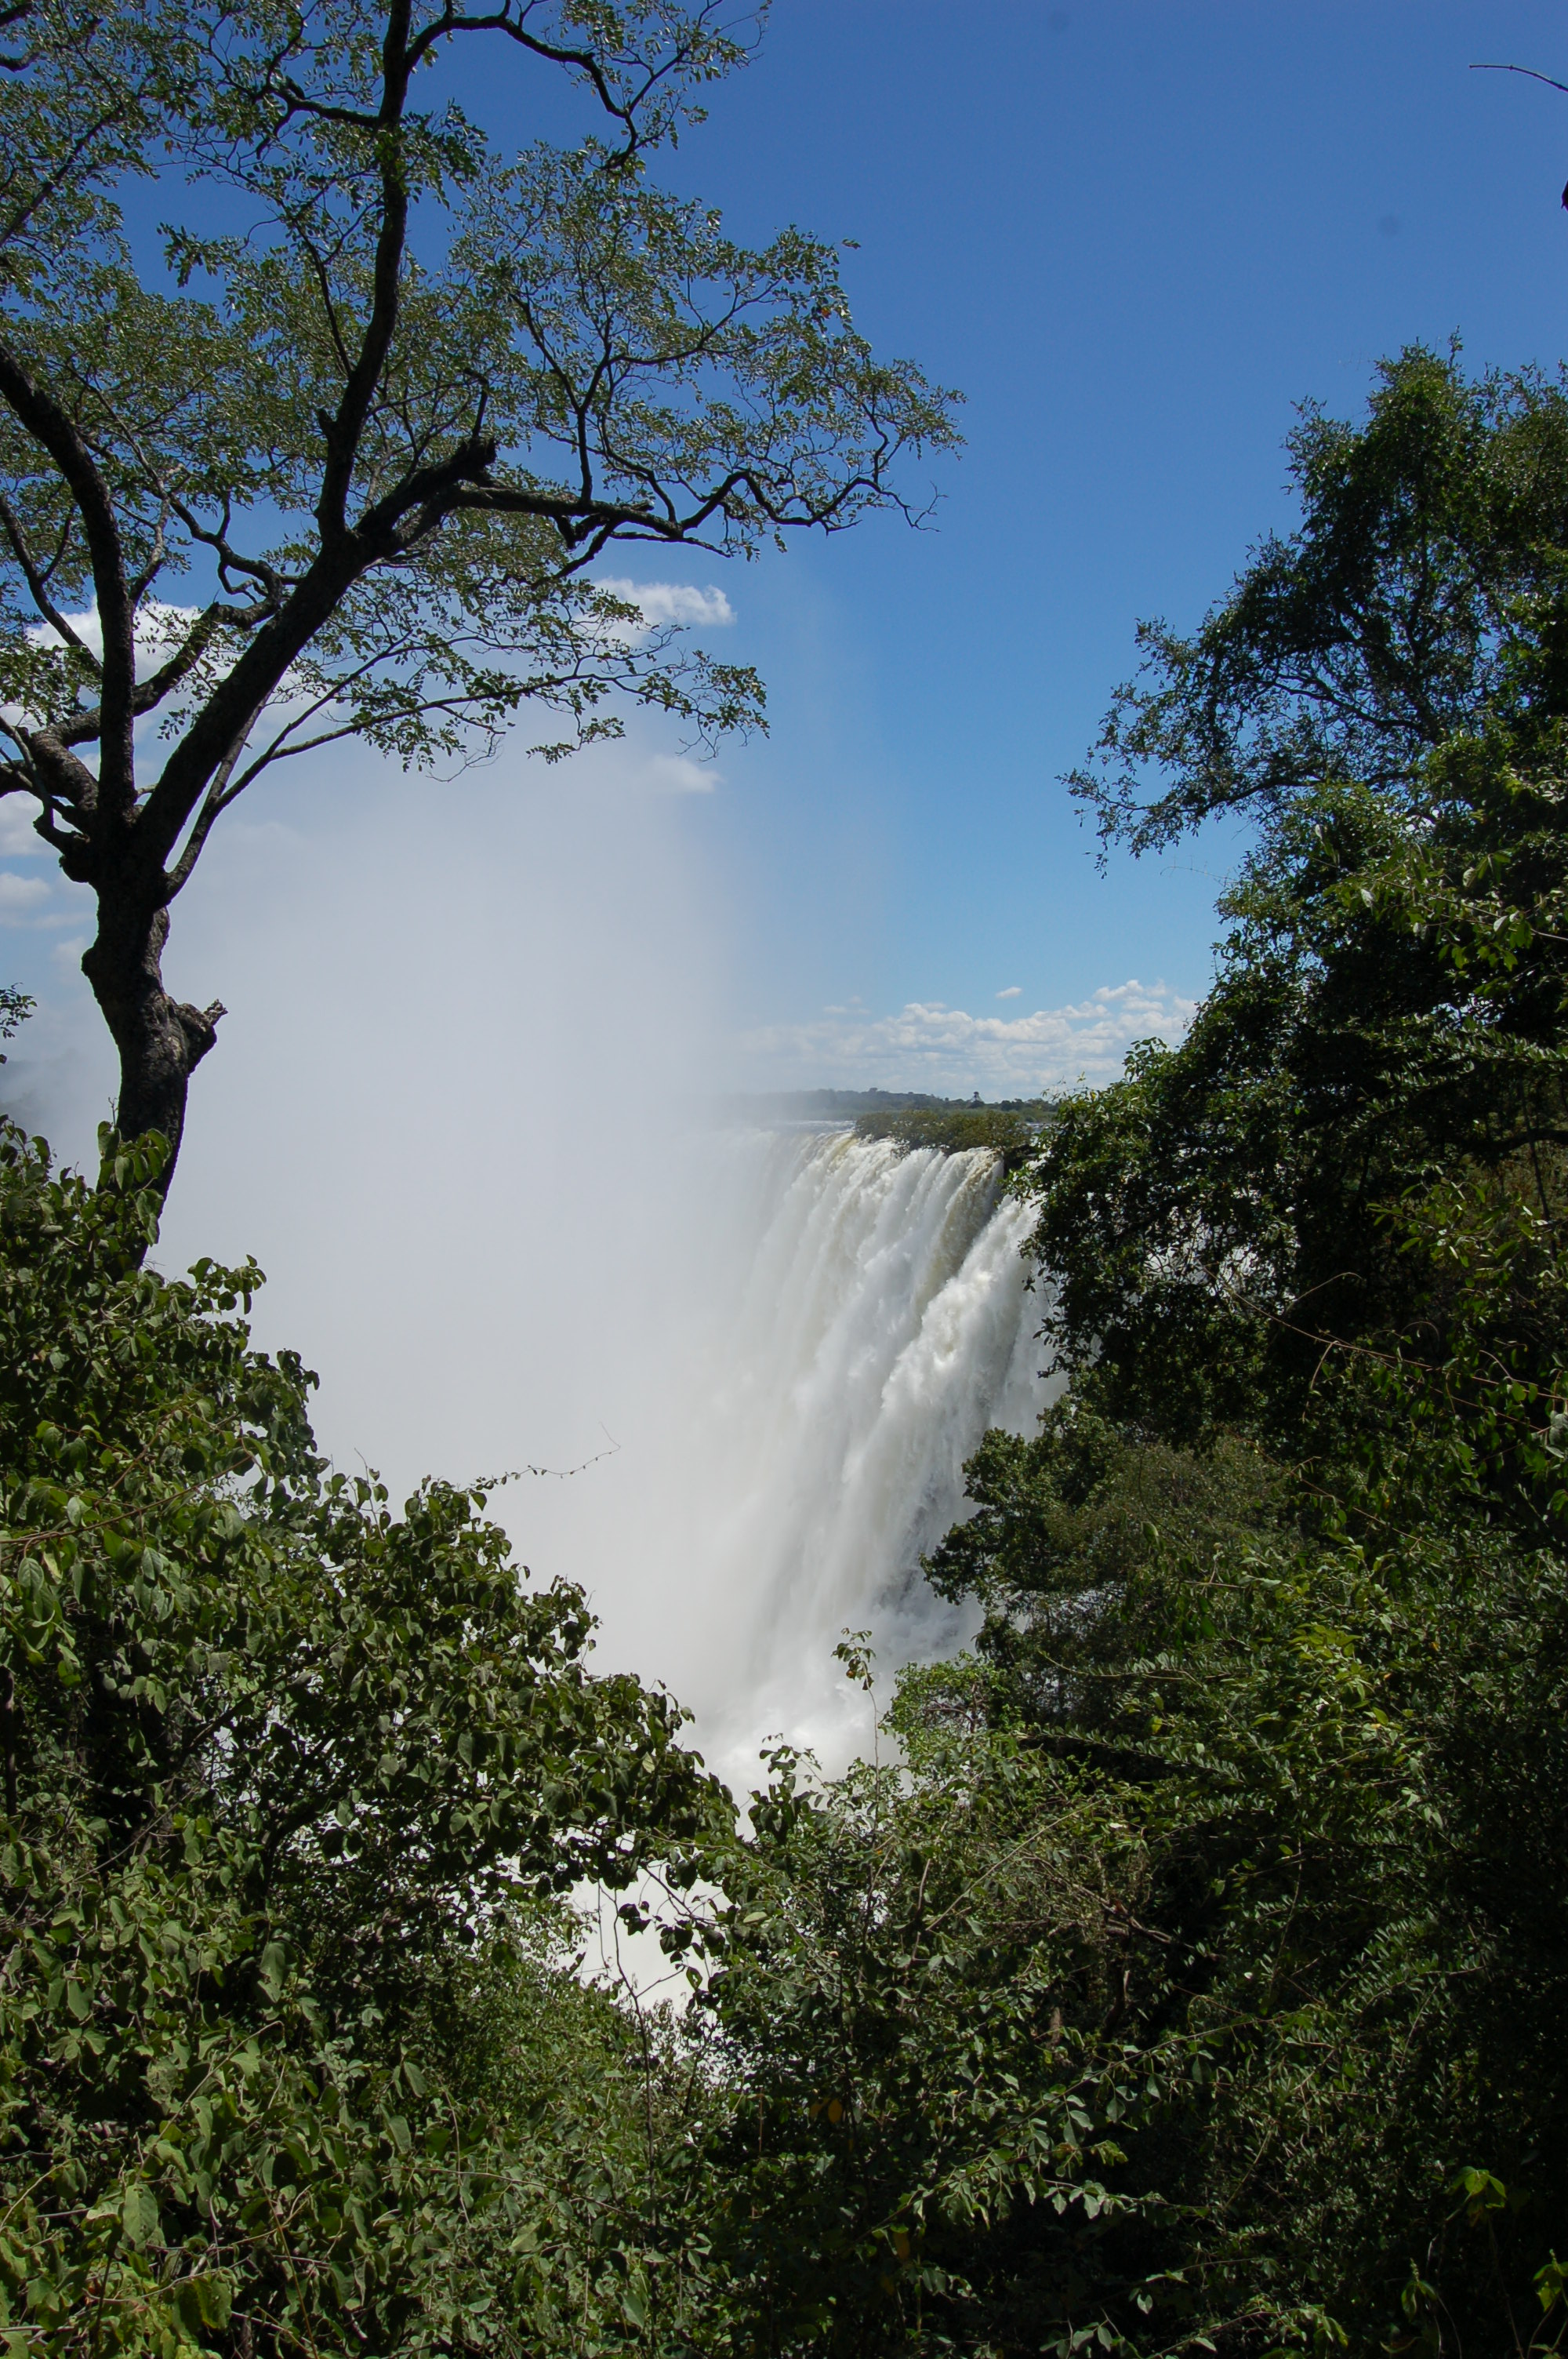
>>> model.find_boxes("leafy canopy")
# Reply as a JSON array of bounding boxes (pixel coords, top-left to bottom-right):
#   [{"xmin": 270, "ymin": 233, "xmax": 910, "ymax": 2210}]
[
  {"xmin": 0, "ymin": 0, "xmax": 958, "ymax": 1164},
  {"xmin": 0, "ymin": 0, "xmax": 958, "ymax": 822},
  {"xmin": 1069, "ymin": 347, "xmax": 1568, "ymax": 853},
  {"xmin": 0, "ymin": 1120, "xmax": 730, "ymax": 2353}
]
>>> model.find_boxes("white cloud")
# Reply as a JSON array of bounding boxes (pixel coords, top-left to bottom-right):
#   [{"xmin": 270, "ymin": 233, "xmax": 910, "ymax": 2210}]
[
  {"xmin": 26, "ymin": 598, "xmax": 201, "ymax": 674},
  {"xmin": 597, "ymin": 579, "xmax": 735, "ymax": 631},
  {"xmin": 0, "ymin": 856, "xmax": 92, "ymax": 930},
  {"xmin": 995, "ymin": 983, "xmax": 1021, "ymax": 998},
  {"xmin": 647, "ymin": 752, "xmax": 722, "ymax": 794},
  {"xmin": 738, "ymin": 979, "xmax": 1199, "ymax": 1095},
  {"xmin": 0, "ymin": 801, "xmax": 45, "ymax": 856},
  {"xmin": 0, "ymin": 872, "xmax": 51, "ymax": 918},
  {"xmin": 0, "ymin": 856, "xmax": 91, "ymax": 931}
]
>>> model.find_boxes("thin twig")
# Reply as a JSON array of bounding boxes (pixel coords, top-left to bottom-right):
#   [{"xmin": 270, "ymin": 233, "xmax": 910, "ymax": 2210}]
[{"xmin": 1472, "ymin": 61, "xmax": 1568, "ymax": 97}]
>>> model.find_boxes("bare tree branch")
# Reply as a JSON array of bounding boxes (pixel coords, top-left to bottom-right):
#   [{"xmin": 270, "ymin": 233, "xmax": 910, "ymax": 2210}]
[
  {"xmin": 0, "ymin": 336, "xmax": 136, "ymax": 811},
  {"xmin": 1471, "ymin": 60, "xmax": 1568, "ymax": 98},
  {"xmin": 0, "ymin": 488, "xmax": 99, "ymax": 660}
]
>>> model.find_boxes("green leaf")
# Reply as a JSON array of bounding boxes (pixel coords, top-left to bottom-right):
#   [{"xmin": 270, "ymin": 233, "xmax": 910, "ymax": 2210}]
[
  {"xmin": 174, "ymin": 2274, "xmax": 233, "ymax": 2332},
  {"xmin": 119, "ymin": 2182, "xmax": 162, "ymax": 2250}
]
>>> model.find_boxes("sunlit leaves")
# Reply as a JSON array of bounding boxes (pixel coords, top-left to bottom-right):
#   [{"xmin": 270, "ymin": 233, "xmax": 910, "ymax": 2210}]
[{"xmin": 0, "ymin": 0, "xmax": 957, "ymax": 866}]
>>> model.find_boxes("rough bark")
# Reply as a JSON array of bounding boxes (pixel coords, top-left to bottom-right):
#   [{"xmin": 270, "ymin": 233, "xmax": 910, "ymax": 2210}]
[{"xmin": 81, "ymin": 893, "xmax": 224, "ymax": 1180}]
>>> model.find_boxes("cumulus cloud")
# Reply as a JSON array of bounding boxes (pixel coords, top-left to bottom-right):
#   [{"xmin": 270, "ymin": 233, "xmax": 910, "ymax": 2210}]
[
  {"xmin": 0, "ymin": 863, "xmax": 90, "ymax": 931},
  {"xmin": 0, "ymin": 803, "xmax": 45, "ymax": 856},
  {"xmin": 647, "ymin": 752, "xmax": 723, "ymax": 794},
  {"xmin": 995, "ymin": 984, "xmax": 1021, "ymax": 998},
  {"xmin": 597, "ymin": 579, "xmax": 735, "ymax": 631},
  {"xmin": 738, "ymin": 979, "xmax": 1199, "ymax": 1095},
  {"xmin": 0, "ymin": 872, "xmax": 53, "ymax": 920},
  {"xmin": 24, "ymin": 598, "xmax": 201, "ymax": 674}
]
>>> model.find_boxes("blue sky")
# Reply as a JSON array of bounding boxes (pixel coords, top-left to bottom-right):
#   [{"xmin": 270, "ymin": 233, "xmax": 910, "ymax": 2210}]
[
  {"xmin": 615, "ymin": 0, "xmax": 1568, "ymax": 1081},
  {"xmin": 9, "ymin": 0, "xmax": 1568, "ymax": 1115}
]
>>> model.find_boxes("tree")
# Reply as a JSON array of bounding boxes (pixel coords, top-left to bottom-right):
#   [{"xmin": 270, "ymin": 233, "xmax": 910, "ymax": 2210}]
[
  {"xmin": 1068, "ymin": 347, "xmax": 1568, "ymax": 856},
  {"xmin": 0, "ymin": 1120, "xmax": 733, "ymax": 2350},
  {"xmin": 695, "ymin": 1708, "xmax": 1196, "ymax": 2357},
  {"xmin": 1024, "ymin": 352, "xmax": 1568, "ymax": 1458},
  {"xmin": 0, "ymin": 0, "xmax": 957, "ymax": 1177},
  {"xmin": 913, "ymin": 1363, "xmax": 1568, "ymax": 2353},
  {"xmin": 657, "ymin": 341, "xmax": 1568, "ymax": 2359}
]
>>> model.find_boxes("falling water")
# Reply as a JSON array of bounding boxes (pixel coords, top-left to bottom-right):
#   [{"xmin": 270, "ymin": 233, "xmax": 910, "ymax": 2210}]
[{"xmin": 540, "ymin": 1125, "xmax": 1054, "ymax": 1790}]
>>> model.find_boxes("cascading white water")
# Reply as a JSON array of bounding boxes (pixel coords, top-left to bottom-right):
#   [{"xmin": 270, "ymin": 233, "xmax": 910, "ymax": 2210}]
[
  {"xmin": 704, "ymin": 1130, "xmax": 1046, "ymax": 1735},
  {"xmin": 535, "ymin": 1125, "xmax": 1054, "ymax": 1790}
]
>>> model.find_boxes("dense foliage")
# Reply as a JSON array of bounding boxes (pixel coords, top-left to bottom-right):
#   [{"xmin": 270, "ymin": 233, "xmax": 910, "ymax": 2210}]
[
  {"xmin": 0, "ymin": 1126, "xmax": 729, "ymax": 2354},
  {"xmin": 578, "ymin": 346, "xmax": 1568, "ymax": 2358},
  {"xmin": 861, "ymin": 347, "xmax": 1568, "ymax": 2351}
]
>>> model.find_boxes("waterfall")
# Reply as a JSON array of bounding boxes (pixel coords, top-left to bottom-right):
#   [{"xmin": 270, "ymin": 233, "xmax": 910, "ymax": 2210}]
[
  {"xmin": 705, "ymin": 1130, "xmax": 1046, "ymax": 1716},
  {"xmin": 531, "ymin": 1126, "xmax": 1054, "ymax": 1790}
]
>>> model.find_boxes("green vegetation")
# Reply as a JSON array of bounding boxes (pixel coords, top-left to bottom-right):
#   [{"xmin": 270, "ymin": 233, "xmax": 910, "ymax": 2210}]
[
  {"xmin": 716, "ymin": 1089, "xmax": 1056, "ymax": 1168},
  {"xmin": 888, "ymin": 345, "xmax": 1568, "ymax": 2350},
  {"xmin": 0, "ymin": 1128, "xmax": 727, "ymax": 2354},
  {"xmin": 853, "ymin": 1100, "xmax": 1054, "ymax": 1169},
  {"xmin": 721, "ymin": 1090, "xmax": 970, "ymax": 1121},
  {"xmin": 11, "ymin": 346, "xmax": 1568, "ymax": 2354}
]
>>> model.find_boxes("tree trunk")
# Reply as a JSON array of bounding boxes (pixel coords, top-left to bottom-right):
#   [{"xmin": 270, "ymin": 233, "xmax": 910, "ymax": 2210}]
[{"xmin": 81, "ymin": 893, "xmax": 224, "ymax": 1185}]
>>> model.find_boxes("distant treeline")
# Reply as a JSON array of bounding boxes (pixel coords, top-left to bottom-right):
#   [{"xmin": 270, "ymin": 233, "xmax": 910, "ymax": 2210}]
[
  {"xmin": 851, "ymin": 1100, "xmax": 1053, "ymax": 1167},
  {"xmin": 718, "ymin": 1085, "xmax": 1058, "ymax": 1169}
]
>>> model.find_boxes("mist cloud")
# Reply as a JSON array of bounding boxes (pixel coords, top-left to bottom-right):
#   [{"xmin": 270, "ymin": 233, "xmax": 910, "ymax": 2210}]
[{"xmin": 0, "ymin": 718, "xmax": 1201, "ymax": 1772}]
